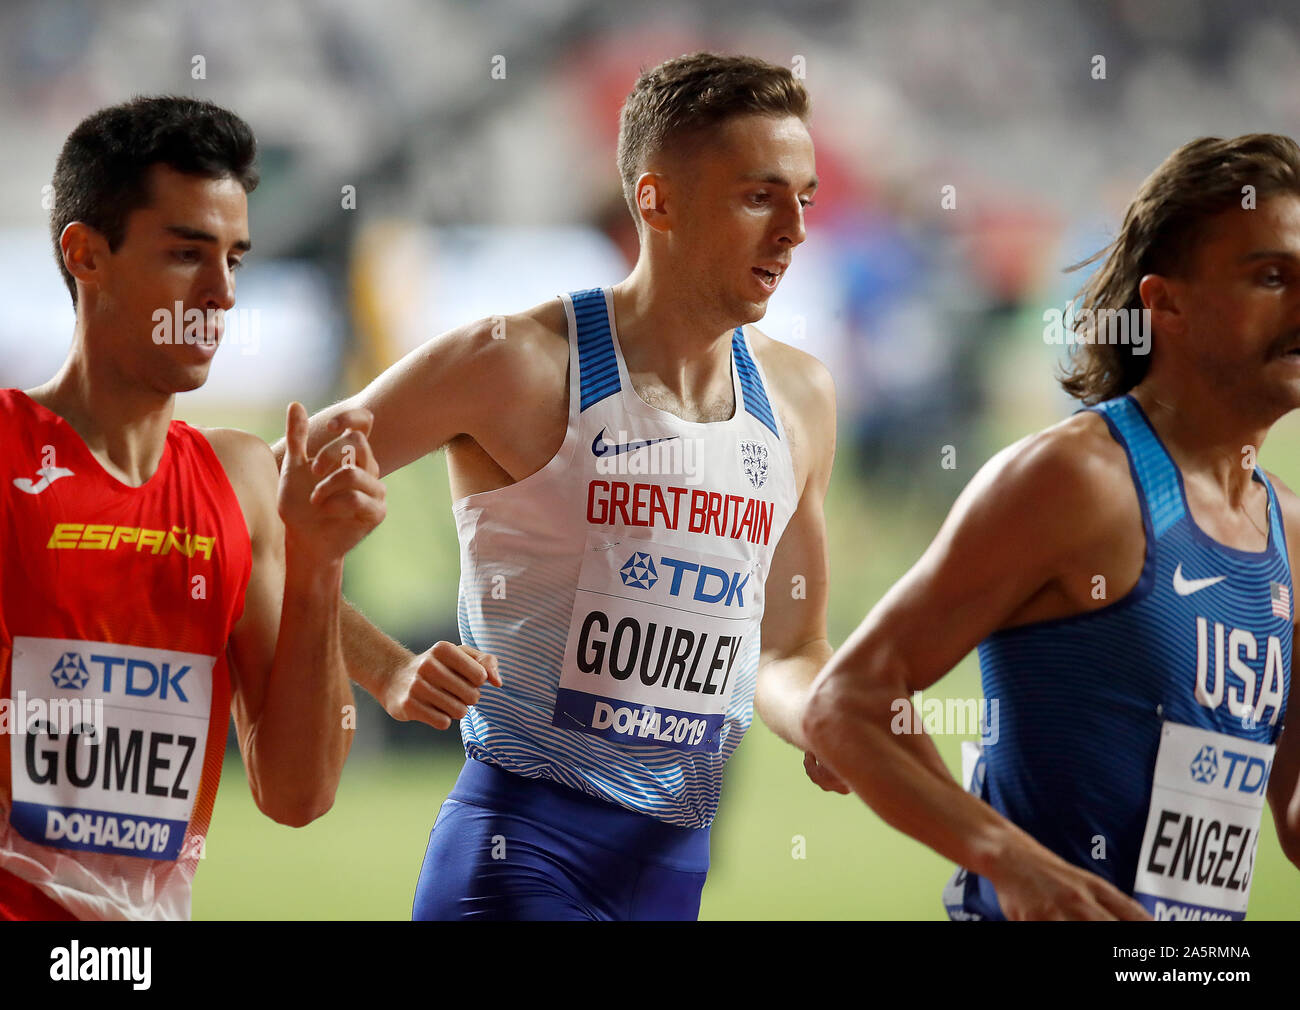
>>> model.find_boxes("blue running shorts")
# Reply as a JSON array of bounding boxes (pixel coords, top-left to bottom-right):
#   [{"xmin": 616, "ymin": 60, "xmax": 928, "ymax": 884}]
[{"xmin": 412, "ymin": 759, "xmax": 710, "ymax": 920}]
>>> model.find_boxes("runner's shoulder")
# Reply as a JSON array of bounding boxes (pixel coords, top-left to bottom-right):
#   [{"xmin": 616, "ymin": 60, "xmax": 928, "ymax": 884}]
[
  {"xmin": 741, "ymin": 325, "xmax": 835, "ymax": 475},
  {"xmin": 447, "ymin": 296, "xmax": 569, "ymax": 393},
  {"xmin": 742, "ymin": 323, "xmax": 834, "ymax": 413},
  {"xmin": 0, "ymin": 389, "xmax": 25, "ymax": 436},
  {"xmin": 964, "ymin": 407, "xmax": 1137, "ymax": 546},
  {"xmin": 194, "ymin": 426, "xmax": 277, "ymax": 523},
  {"xmin": 5, "ymin": 387, "xmax": 56, "ymax": 435}
]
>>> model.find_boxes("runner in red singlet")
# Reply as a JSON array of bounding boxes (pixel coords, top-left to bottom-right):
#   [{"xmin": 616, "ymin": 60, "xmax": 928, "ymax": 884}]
[{"xmin": 0, "ymin": 96, "xmax": 386, "ymax": 919}]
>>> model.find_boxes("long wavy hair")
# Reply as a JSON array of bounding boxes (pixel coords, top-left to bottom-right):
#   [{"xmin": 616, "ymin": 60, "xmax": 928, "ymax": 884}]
[{"xmin": 1060, "ymin": 134, "xmax": 1300, "ymax": 404}]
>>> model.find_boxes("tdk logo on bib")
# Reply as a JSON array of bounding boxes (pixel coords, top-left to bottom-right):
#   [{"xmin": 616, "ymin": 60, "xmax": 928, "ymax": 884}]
[
  {"xmin": 50, "ymin": 653, "xmax": 90, "ymax": 690},
  {"xmin": 1191, "ymin": 746, "xmax": 1271, "ymax": 796},
  {"xmin": 50, "ymin": 650, "xmax": 190, "ymax": 701},
  {"xmin": 620, "ymin": 552, "xmax": 657, "ymax": 589},
  {"xmin": 1184, "ymin": 726, "xmax": 1273, "ymax": 799},
  {"xmin": 1190, "ymin": 745, "xmax": 1217, "ymax": 784},
  {"xmin": 90, "ymin": 654, "xmax": 191, "ymax": 702},
  {"xmin": 619, "ymin": 550, "xmax": 749, "ymax": 608}
]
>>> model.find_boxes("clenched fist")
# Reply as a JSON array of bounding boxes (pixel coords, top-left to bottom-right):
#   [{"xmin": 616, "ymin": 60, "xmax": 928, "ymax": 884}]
[{"xmin": 381, "ymin": 641, "xmax": 503, "ymax": 730}]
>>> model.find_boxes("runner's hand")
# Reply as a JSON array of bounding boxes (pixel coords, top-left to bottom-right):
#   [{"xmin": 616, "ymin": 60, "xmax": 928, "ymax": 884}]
[
  {"xmin": 381, "ymin": 641, "xmax": 503, "ymax": 730},
  {"xmin": 989, "ymin": 836, "xmax": 1153, "ymax": 920},
  {"xmin": 803, "ymin": 751, "xmax": 852, "ymax": 794},
  {"xmin": 278, "ymin": 402, "xmax": 385, "ymax": 562}
]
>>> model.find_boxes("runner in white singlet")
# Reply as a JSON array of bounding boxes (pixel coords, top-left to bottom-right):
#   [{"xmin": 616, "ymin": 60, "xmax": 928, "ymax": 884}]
[{"xmin": 288, "ymin": 52, "xmax": 847, "ymax": 920}]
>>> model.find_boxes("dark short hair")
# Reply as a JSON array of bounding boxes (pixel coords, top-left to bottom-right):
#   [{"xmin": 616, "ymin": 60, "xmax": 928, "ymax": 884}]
[
  {"xmin": 1060, "ymin": 133, "xmax": 1300, "ymax": 403},
  {"xmin": 616, "ymin": 52, "xmax": 810, "ymax": 230},
  {"xmin": 50, "ymin": 95, "xmax": 259, "ymax": 305}
]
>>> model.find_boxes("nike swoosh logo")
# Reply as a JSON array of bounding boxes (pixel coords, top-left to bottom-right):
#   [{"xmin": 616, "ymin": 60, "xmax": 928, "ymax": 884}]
[
  {"xmin": 13, "ymin": 466, "xmax": 75, "ymax": 495},
  {"xmin": 1172, "ymin": 562, "xmax": 1227, "ymax": 596},
  {"xmin": 591, "ymin": 427, "xmax": 680, "ymax": 457}
]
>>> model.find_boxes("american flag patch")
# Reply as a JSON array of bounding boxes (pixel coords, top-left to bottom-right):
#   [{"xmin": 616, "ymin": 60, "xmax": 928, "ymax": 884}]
[{"xmin": 1271, "ymin": 581, "xmax": 1291, "ymax": 620}]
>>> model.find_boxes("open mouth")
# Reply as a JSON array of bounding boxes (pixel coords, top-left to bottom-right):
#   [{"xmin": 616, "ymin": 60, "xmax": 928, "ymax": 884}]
[{"xmin": 752, "ymin": 266, "xmax": 781, "ymax": 292}]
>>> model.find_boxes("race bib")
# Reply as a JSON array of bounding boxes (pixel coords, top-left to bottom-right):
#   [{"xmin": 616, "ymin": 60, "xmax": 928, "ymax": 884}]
[
  {"xmin": 8, "ymin": 636, "xmax": 215, "ymax": 861},
  {"xmin": 1133, "ymin": 721, "xmax": 1273, "ymax": 921},
  {"xmin": 552, "ymin": 532, "xmax": 759, "ymax": 752}
]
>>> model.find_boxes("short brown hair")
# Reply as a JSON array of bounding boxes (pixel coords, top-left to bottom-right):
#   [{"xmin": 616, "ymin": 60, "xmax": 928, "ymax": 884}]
[
  {"xmin": 616, "ymin": 52, "xmax": 810, "ymax": 229},
  {"xmin": 50, "ymin": 95, "xmax": 258, "ymax": 306},
  {"xmin": 1059, "ymin": 133, "xmax": 1300, "ymax": 404}
]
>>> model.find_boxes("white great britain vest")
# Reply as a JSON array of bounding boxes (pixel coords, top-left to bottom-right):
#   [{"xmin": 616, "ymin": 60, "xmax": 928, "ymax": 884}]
[{"xmin": 454, "ymin": 287, "xmax": 799, "ymax": 828}]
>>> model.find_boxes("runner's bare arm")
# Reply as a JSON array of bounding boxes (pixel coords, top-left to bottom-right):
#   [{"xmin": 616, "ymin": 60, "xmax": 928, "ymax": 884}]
[
  {"xmin": 1261, "ymin": 471, "xmax": 1300, "ymax": 869},
  {"xmin": 755, "ymin": 353, "xmax": 835, "ymax": 756},
  {"xmin": 336, "ymin": 599, "xmax": 417, "ymax": 705},
  {"xmin": 271, "ymin": 316, "xmax": 525, "ymax": 478},
  {"xmin": 208, "ymin": 405, "xmax": 384, "ymax": 826},
  {"xmin": 268, "ymin": 320, "xmax": 524, "ymax": 723},
  {"xmin": 802, "ymin": 417, "xmax": 1152, "ymax": 920},
  {"xmin": 338, "ymin": 601, "xmax": 502, "ymax": 730}
]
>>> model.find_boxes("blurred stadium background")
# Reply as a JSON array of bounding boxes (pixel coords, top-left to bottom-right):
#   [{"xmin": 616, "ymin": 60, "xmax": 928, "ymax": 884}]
[{"xmin": 3, "ymin": 0, "xmax": 1300, "ymax": 918}]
